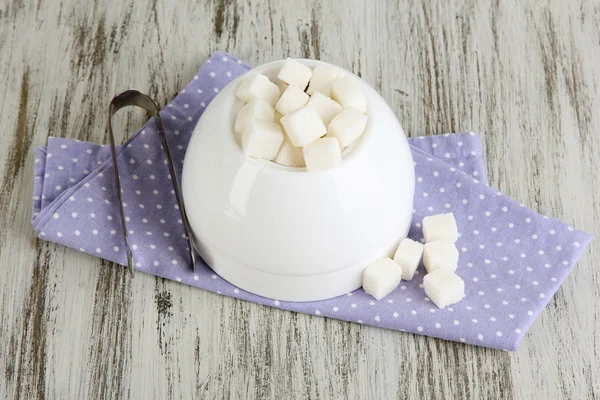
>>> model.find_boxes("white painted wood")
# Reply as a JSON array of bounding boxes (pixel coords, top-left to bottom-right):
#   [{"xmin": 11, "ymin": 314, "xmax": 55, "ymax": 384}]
[{"xmin": 0, "ymin": 0, "xmax": 598, "ymax": 398}]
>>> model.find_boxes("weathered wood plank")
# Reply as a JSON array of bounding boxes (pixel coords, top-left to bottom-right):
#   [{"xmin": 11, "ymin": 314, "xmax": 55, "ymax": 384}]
[{"xmin": 0, "ymin": 0, "xmax": 598, "ymax": 399}]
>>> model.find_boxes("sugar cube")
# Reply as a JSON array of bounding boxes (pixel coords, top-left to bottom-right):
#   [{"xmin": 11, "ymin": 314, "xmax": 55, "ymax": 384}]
[
  {"xmin": 327, "ymin": 106, "xmax": 368, "ymax": 148},
  {"xmin": 422, "ymin": 213, "xmax": 459, "ymax": 243},
  {"xmin": 423, "ymin": 269, "xmax": 465, "ymax": 309},
  {"xmin": 234, "ymin": 98, "xmax": 275, "ymax": 133},
  {"xmin": 306, "ymin": 92, "xmax": 343, "ymax": 126},
  {"xmin": 307, "ymin": 65, "xmax": 345, "ymax": 96},
  {"xmin": 331, "ymin": 76, "xmax": 367, "ymax": 113},
  {"xmin": 275, "ymin": 79, "xmax": 288, "ymax": 94},
  {"xmin": 423, "ymin": 241, "xmax": 459, "ymax": 273},
  {"xmin": 236, "ymin": 73, "xmax": 281, "ymax": 106},
  {"xmin": 362, "ymin": 257, "xmax": 403, "ymax": 300},
  {"xmin": 275, "ymin": 139, "xmax": 305, "ymax": 168},
  {"xmin": 241, "ymin": 120, "xmax": 284, "ymax": 161},
  {"xmin": 280, "ymin": 106, "xmax": 327, "ymax": 147},
  {"xmin": 275, "ymin": 85, "xmax": 310, "ymax": 116},
  {"xmin": 278, "ymin": 58, "xmax": 312, "ymax": 89},
  {"xmin": 393, "ymin": 238, "xmax": 424, "ymax": 281},
  {"xmin": 303, "ymin": 137, "xmax": 342, "ymax": 172}
]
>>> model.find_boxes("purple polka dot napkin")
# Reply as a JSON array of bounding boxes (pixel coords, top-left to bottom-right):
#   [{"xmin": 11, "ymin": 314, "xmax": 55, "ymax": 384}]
[{"xmin": 31, "ymin": 52, "xmax": 592, "ymax": 351}]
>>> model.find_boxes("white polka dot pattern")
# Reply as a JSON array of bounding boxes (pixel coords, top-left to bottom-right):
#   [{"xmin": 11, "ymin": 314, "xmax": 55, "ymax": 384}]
[{"xmin": 30, "ymin": 52, "xmax": 592, "ymax": 351}]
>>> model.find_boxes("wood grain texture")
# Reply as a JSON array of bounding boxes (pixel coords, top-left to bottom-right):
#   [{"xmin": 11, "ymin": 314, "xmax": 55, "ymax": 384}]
[{"xmin": 0, "ymin": 0, "xmax": 598, "ymax": 398}]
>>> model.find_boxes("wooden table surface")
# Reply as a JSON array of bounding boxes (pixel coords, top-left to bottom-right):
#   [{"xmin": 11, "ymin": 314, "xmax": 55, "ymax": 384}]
[{"xmin": 1, "ymin": 0, "xmax": 598, "ymax": 399}]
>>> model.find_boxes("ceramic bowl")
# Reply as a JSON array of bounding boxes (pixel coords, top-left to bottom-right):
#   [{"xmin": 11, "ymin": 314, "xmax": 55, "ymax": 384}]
[{"xmin": 181, "ymin": 59, "xmax": 414, "ymax": 301}]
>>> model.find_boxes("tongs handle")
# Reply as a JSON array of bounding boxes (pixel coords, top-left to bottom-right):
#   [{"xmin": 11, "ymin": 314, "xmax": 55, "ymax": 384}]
[{"xmin": 107, "ymin": 90, "xmax": 197, "ymax": 276}]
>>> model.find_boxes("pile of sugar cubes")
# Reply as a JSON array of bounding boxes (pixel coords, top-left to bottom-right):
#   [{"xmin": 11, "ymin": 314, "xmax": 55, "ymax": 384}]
[
  {"xmin": 363, "ymin": 213, "xmax": 466, "ymax": 309},
  {"xmin": 235, "ymin": 58, "xmax": 368, "ymax": 171}
]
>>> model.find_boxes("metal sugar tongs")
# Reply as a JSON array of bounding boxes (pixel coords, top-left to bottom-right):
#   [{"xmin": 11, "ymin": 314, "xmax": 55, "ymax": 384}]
[{"xmin": 107, "ymin": 90, "xmax": 197, "ymax": 276}]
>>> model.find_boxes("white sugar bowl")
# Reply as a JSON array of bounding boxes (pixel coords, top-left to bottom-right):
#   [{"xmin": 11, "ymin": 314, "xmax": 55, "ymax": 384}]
[{"xmin": 182, "ymin": 59, "xmax": 415, "ymax": 302}]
